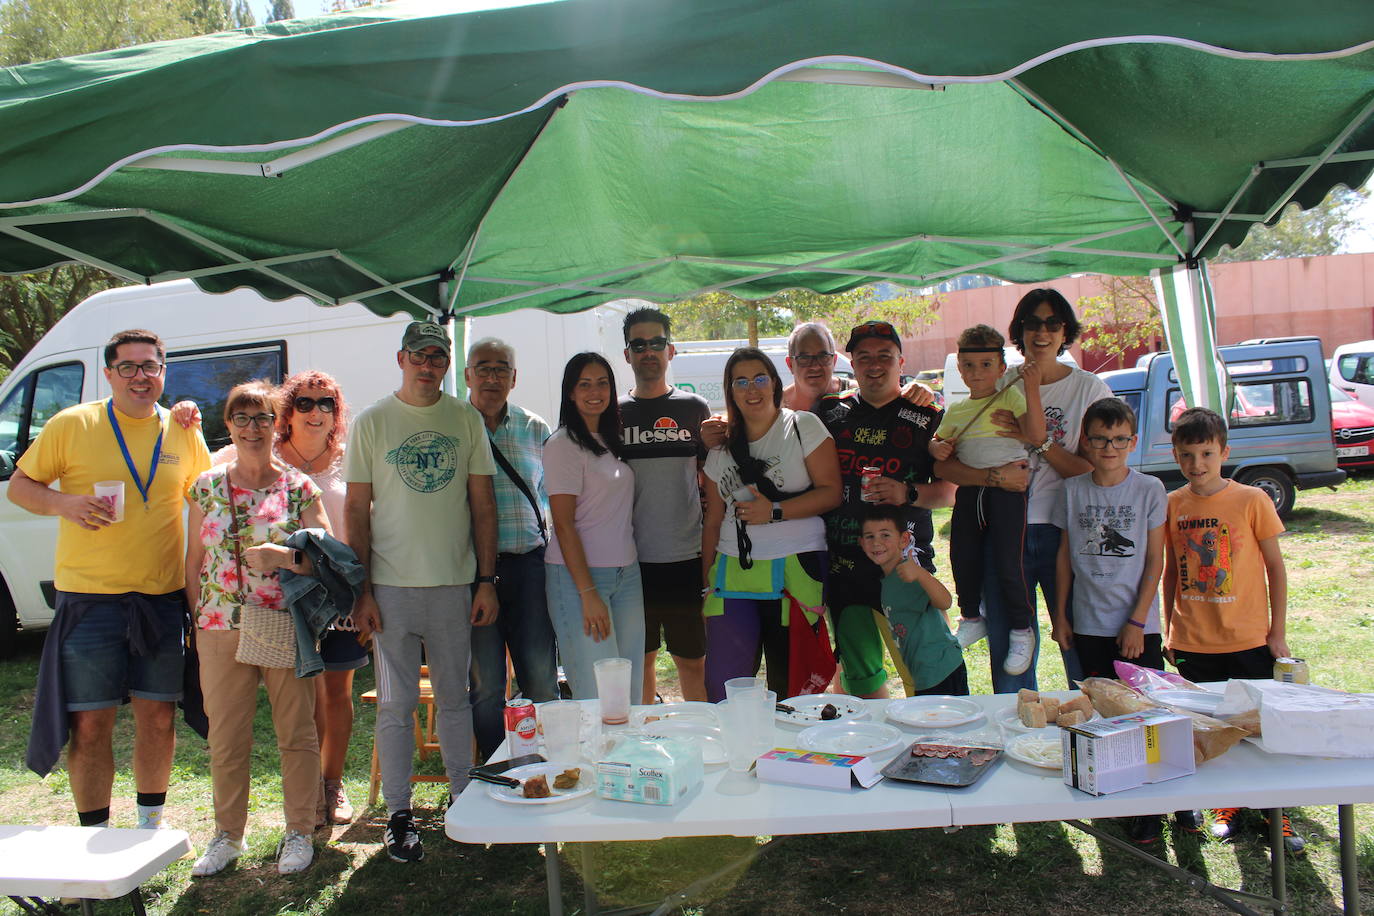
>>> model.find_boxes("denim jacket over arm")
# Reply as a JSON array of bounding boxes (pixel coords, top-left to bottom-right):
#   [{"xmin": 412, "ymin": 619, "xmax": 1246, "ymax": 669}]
[{"xmin": 280, "ymin": 528, "xmax": 366, "ymax": 678}]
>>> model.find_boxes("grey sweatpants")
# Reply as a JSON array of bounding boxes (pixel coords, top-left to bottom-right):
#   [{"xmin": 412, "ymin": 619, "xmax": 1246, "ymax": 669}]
[{"xmin": 373, "ymin": 584, "xmax": 474, "ymax": 813}]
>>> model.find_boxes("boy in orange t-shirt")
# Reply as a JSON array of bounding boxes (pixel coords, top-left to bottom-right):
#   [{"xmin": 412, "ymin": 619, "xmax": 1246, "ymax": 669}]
[{"xmin": 1163, "ymin": 407, "xmax": 1298, "ymax": 851}]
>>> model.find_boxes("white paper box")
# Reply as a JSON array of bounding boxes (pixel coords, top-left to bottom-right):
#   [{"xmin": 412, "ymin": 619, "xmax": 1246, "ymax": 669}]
[
  {"xmin": 1062, "ymin": 709, "xmax": 1194, "ymax": 795},
  {"xmin": 1223, "ymin": 680, "xmax": 1374, "ymax": 758},
  {"xmin": 755, "ymin": 748, "xmax": 883, "ymax": 790}
]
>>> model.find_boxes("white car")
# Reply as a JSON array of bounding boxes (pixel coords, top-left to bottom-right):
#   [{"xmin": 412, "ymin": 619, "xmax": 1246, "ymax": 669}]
[{"xmin": 1330, "ymin": 339, "xmax": 1374, "ymax": 403}]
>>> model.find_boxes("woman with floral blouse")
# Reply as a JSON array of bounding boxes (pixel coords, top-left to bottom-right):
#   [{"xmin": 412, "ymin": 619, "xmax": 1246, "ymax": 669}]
[{"xmin": 184, "ymin": 380, "xmax": 331, "ymax": 878}]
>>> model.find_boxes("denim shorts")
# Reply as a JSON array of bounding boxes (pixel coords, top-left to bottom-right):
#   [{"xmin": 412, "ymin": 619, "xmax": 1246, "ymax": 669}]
[
  {"xmin": 319, "ymin": 627, "xmax": 371, "ymax": 671},
  {"xmin": 59, "ymin": 591, "xmax": 186, "ymax": 711}
]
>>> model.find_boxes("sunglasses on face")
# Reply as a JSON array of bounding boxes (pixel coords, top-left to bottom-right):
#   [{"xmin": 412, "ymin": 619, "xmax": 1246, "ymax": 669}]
[
  {"xmin": 1022, "ymin": 315, "xmax": 1065, "ymax": 332},
  {"xmin": 1086, "ymin": 434, "xmax": 1134, "ymax": 449},
  {"xmin": 731, "ymin": 373, "xmax": 772, "ymax": 391},
  {"xmin": 230, "ymin": 412, "xmax": 275, "ymax": 429},
  {"xmin": 626, "ymin": 336, "xmax": 669, "ymax": 353},
  {"xmin": 405, "ymin": 349, "xmax": 451, "ymax": 368},
  {"xmin": 293, "ymin": 396, "xmax": 336, "ymax": 414},
  {"xmin": 792, "ymin": 351, "xmax": 834, "ymax": 367},
  {"xmin": 112, "ymin": 361, "xmax": 165, "ymax": 379}
]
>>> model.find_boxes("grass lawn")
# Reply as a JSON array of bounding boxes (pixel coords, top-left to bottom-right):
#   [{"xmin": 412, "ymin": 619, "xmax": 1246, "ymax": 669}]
[{"xmin": 0, "ymin": 475, "xmax": 1371, "ymax": 914}]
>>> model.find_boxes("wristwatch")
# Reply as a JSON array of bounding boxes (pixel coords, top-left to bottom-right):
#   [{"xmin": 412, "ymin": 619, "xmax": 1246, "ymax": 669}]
[
  {"xmin": 1032, "ymin": 437, "xmax": 1053, "ymax": 456},
  {"xmin": 475, "ymin": 574, "xmax": 499, "ymax": 586},
  {"xmin": 292, "ymin": 549, "xmax": 304, "ymax": 567},
  {"xmin": 906, "ymin": 482, "xmax": 919, "ymax": 505},
  {"xmin": 770, "ymin": 502, "xmax": 784, "ymax": 523}
]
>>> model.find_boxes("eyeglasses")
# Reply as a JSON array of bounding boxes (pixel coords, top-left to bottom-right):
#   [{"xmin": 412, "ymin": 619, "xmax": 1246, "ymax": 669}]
[
  {"xmin": 293, "ymin": 396, "xmax": 337, "ymax": 414},
  {"xmin": 471, "ymin": 365, "xmax": 513, "ymax": 380},
  {"xmin": 1022, "ymin": 315, "xmax": 1065, "ymax": 332},
  {"xmin": 230, "ymin": 412, "xmax": 276, "ymax": 429},
  {"xmin": 405, "ymin": 349, "xmax": 451, "ymax": 369},
  {"xmin": 792, "ymin": 352, "xmax": 834, "ymax": 367},
  {"xmin": 731, "ymin": 373, "xmax": 772, "ymax": 391},
  {"xmin": 1086, "ymin": 434, "xmax": 1134, "ymax": 449},
  {"xmin": 112, "ymin": 361, "xmax": 164, "ymax": 378},
  {"xmin": 626, "ymin": 336, "xmax": 669, "ymax": 353}
]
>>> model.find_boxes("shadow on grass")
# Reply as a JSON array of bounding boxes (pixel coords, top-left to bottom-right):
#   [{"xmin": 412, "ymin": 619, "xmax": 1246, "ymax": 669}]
[
  {"xmin": 166, "ymin": 839, "xmax": 351, "ymax": 916},
  {"xmin": 1285, "ymin": 505, "xmax": 1374, "ymax": 537}
]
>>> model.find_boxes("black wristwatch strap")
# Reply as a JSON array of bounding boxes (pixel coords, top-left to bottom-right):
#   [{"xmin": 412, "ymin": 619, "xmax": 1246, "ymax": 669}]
[{"xmin": 476, "ymin": 574, "xmax": 498, "ymax": 585}]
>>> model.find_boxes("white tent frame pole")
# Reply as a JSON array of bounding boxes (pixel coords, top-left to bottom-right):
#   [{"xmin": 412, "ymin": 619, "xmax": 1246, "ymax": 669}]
[
  {"xmin": 0, "ymin": 224, "xmax": 147, "ymax": 283},
  {"xmin": 150, "ymin": 250, "xmax": 341, "ymax": 282},
  {"xmin": 1192, "ymin": 165, "xmax": 1262, "ymax": 254},
  {"xmin": 1258, "ymin": 95, "xmax": 1374, "ymax": 224},
  {"xmin": 1262, "ymin": 149, "xmax": 1374, "ymax": 167},
  {"xmin": 450, "ymin": 257, "xmax": 677, "ymax": 315}
]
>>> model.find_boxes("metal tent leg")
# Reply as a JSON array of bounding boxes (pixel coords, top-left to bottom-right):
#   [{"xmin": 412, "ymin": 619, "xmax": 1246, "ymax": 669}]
[
  {"xmin": 1340, "ymin": 805, "xmax": 1361, "ymax": 916},
  {"xmin": 542, "ymin": 842, "xmax": 563, "ymax": 916},
  {"xmin": 1266, "ymin": 808, "xmax": 1287, "ymax": 911}
]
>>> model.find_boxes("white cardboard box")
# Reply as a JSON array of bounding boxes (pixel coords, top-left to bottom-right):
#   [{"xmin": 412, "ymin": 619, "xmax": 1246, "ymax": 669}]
[
  {"xmin": 755, "ymin": 748, "xmax": 883, "ymax": 790},
  {"xmin": 1062, "ymin": 709, "xmax": 1194, "ymax": 796}
]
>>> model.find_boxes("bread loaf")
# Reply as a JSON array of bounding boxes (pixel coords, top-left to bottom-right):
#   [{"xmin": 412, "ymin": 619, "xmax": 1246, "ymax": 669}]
[
  {"xmin": 1057, "ymin": 709, "xmax": 1088, "ymax": 727},
  {"xmin": 1040, "ymin": 697, "xmax": 1061, "ymax": 722},
  {"xmin": 1019, "ymin": 701, "xmax": 1048, "ymax": 728}
]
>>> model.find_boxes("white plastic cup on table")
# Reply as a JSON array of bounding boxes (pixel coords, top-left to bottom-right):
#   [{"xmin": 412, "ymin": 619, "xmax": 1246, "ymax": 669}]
[
  {"xmin": 93, "ymin": 481, "xmax": 125, "ymax": 523},
  {"xmin": 723, "ymin": 676, "xmax": 765, "ymax": 702},
  {"xmin": 749, "ymin": 689, "xmax": 777, "ymax": 754},
  {"xmin": 593, "ymin": 657, "xmax": 633, "ymax": 725},
  {"xmin": 540, "ymin": 700, "xmax": 583, "ymax": 763},
  {"xmin": 718, "ymin": 699, "xmax": 759, "ymax": 773}
]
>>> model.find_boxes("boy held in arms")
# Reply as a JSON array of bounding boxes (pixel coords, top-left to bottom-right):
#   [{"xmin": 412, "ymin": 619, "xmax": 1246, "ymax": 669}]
[
  {"xmin": 859, "ymin": 505, "xmax": 967, "ymax": 696},
  {"xmin": 1051, "ymin": 397, "xmax": 1167, "ymax": 678},
  {"xmin": 928, "ymin": 325, "xmax": 1043, "ymax": 676},
  {"xmin": 1163, "ymin": 407, "xmax": 1302, "ymax": 852}
]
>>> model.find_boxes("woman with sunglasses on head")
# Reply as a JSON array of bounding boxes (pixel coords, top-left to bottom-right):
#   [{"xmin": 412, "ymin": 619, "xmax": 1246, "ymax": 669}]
[
  {"xmin": 542, "ymin": 352, "xmax": 645, "ymax": 702},
  {"xmin": 185, "ymin": 380, "xmax": 331, "ymax": 877},
  {"xmin": 700, "ymin": 348, "xmax": 841, "ymax": 702},
  {"xmin": 932, "ymin": 288, "xmax": 1111, "ymax": 693}
]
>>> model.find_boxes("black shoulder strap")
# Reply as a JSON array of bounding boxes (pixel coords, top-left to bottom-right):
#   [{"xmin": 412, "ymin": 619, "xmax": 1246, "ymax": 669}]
[{"xmin": 488, "ymin": 436, "xmax": 547, "ymax": 545}]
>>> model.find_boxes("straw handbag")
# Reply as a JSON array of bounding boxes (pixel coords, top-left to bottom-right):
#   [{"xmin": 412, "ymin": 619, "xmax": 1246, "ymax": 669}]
[{"xmin": 226, "ymin": 470, "xmax": 295, "ymax": 669}]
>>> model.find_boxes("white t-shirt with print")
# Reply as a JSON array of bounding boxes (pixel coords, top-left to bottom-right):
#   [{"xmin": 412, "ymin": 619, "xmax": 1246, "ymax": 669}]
[
  {"xmin": 704, "ymin": 409, "xmax": 832, "ymax": 561},
  {"xmin": 1012, "ymin": 366, "xmax": 1112, "ymax": 524}
]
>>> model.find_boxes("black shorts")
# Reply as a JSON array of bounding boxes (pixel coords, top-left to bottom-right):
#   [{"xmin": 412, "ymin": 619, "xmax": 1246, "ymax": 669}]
[
  {"xmin": 1172, "ymin": 644, "xmax": 1272, "ymax": 683},
  {"xmin": 319, "ymin": 628, "xmax": 371, "ymax": 671},
  {"xmin": 640, "ymin": 558, "xmax": 706, "ymax": 658},
  {"xmin": 1074, "ymin": 633, "xmax": 1165, "ymax": 680}
]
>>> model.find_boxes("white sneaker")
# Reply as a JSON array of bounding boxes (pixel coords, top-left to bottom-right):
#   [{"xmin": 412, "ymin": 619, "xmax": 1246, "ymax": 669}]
[
  {"xmin": 191, "ymin": 831, "xmax": 241, "ymax": 877},
  {"xmin": 277, "ymin": 830, "xmax": 314, "ymax": 875},
  {"xmin": 956, "ymin": 616, "xmax": 988, "ymax": 649},
  {"xmin": 1003, "ymin": 628, "xmax": 1036, "ymax": 675}
]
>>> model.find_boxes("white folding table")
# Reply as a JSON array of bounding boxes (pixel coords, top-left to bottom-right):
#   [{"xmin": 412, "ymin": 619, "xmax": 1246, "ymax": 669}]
[{"xmin": 445, "ymin": 695, "xmax": 1372, "ymax": 916}]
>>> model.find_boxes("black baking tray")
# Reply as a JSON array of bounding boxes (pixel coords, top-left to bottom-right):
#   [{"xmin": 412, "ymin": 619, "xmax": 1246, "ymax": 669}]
[{"xmin": 880, "ymin": 740, "xmax": 1001, "ymax": 788}]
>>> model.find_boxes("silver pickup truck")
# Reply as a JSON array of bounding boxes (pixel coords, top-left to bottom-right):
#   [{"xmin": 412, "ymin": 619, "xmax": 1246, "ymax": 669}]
[{"xmin": 1099, "ymin": 336, "xmax": 1345, "ymax": 517}]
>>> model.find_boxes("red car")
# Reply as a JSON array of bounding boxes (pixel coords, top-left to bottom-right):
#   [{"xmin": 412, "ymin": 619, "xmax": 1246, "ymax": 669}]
[{"xmin": 1331, "ymin": 384, "xmax": 1374, "ymax": 470}]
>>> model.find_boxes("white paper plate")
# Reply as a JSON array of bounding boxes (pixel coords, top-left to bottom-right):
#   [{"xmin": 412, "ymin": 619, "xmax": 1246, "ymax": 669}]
[
  {"xmin": 1004, "ymin": 733, "xmax": 1065, "ymax": 770},
  {"xmin": 632, "ymin": 702, "xmax": 719, "ymax": 727},
  {"xmin": 635, "ymin": 720, "xmax": 728, "ymax": 766},
  {"xmin": 996, "ymin": 703, "xmax": 1100, "ymax": 733},
  {"xmin": 1147, "ymin": 688, "xmax": 1223, "ymax": 715},
  {"xmin": 885, "ymin": 696, "xmax": 984, "ymax": 728},
  {"xmin": 487, "ymin": 762, "xmax": 595, "ymax": 805},
  {"xmin": 776, "ymin": 694, "xmax": 870, "ymax": 725},
  {"xmin": 796, "ymin": 721, "xmax": 903, "ymax": 757}
]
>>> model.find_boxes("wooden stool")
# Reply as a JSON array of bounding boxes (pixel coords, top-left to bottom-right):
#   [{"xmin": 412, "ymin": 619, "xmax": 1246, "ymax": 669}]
[{"xmin": 359, "ymin": 665, "xmax": 445, "ymax": 808}]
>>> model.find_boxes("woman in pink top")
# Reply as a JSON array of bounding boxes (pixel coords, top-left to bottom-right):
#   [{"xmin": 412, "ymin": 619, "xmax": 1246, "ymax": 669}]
[{"xmin": 542, "ymin": 352, "xmax": 644, "ymax": 702}]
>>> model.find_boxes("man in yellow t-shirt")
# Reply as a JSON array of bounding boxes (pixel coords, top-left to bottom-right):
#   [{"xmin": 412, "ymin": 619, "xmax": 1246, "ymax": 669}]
[{"xmin": 9, "ymin": 329, "xmax": 210, "ymax": 830}]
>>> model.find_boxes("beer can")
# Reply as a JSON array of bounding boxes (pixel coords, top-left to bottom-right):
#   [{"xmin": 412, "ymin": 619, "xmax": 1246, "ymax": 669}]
[
  {"xmin": 1273, "ymin": 657, "xmax": 1309, "ymax": 685},
  {"xmin": 504, "ymin": 698, "xmax": 540, "ymax": 755},
  {"xmin": 860, "ymin": 465, "xmax": 882, "ymax": 502}
]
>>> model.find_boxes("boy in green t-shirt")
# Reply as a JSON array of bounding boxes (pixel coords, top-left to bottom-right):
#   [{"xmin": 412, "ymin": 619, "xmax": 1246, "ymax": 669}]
[{"xmin": 859, "ymin": 505, "xmax": 968, "ymax": 696}]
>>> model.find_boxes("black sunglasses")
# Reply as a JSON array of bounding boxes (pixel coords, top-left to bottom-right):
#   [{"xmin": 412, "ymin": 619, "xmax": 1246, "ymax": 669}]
[
  {"xmin": 627, "ymin": 336, "xmax": 669, "ymax": 353},
  {"xmin": 293, "ymin": 396, "xmax": 337, "ymax": 414},
  {"xmin": 1022, "ymin": 315, "xmax": 1065, "ymax": 332}
]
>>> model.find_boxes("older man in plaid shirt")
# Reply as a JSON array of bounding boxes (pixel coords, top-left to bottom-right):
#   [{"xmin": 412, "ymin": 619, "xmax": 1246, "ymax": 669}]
[{"xmin": 465, "ymin": 337, "xmax": 559, "ymax": 761}]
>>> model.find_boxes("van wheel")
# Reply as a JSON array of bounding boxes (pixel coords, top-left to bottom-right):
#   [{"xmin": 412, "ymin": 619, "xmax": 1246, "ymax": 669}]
[
  {"xmin": 0, "ymin": 577, "xmax": 15, "ymax": 658},
  {"xmin": 1235, "ymin": 467, "xmax": 1296, "ymax": 518}
]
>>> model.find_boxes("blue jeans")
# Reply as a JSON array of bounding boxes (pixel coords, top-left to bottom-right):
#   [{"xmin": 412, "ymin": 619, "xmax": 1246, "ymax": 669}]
[
  {"xmin": 545, "ymin": 562, "xmax": 645, "ymax": 705},
  {"xmin": 469, "ymin": 547, "xmax": 559, "ymax": 761},
  {"xmin": 983, "ymin": 523, "xmax": 1081, "ymax": 693}
]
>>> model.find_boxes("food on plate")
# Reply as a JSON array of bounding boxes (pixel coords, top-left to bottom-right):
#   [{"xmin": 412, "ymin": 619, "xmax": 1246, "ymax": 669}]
[
  {"xmin": 642, "ymin": 715, "xmax": 662, "ymax": 724},
  {"xmin": 553, "ymin": 768, "xmax": 581, "ymax": 790},
  {"xmin": 1012, "ymin": 735, "xmax": 1064, "ymax": 768},
  {"xmin": 820, "ymin": 703, "xmax": 841, "ymax": 721},
  {"xmin": 1056, "ymin": 709, "xmax": 1088, "ymax": 727},
  {"xmin": 1058, "ymin": 695, "xmax": 1094, "ymax": 719},
  {"xmin": 1080, "ymin": 677, "xmax": 1158, "ymax": 717},
  {"xmin": 1040, "ymin": 697, "xmax": 1061, "ymax": 722},
  {"xmin": 910, "ymin": 742, "xmax": 998, "ymax": 766},
  {"xmin": 1019, "ymin": 702, "xmax": 1048, "ymax": 728},
  {"xmin": 522, "ymin": 774, "xmax": 552, "ymax": 799},
  {"xmin": 1016, "ymin": 688, "xmax": 1039, "ymax": 709}
]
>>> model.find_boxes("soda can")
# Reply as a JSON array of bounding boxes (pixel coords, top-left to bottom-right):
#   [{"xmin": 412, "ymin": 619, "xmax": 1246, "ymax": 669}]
[
  {"xmin": 860, "ymin": 465, "xmax": 882, "ymax": 502},
  {"xmin": 1273, "ymin": 657, "xmax": 1309, "ymax": 684},
  {"xmin": 504, "ymin": 698, "xmax": 540, "ymax": 756}
]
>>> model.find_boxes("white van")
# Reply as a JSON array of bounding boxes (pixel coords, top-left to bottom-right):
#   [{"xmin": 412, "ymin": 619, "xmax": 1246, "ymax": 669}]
[
  {"xmin": 941, "ymin": 346, "xmax": 1080, "ymax": 406},
  {"xmin": 0, "ymin": 281, "xmax": 624, "ymax": 648},
  {"xmin": 669, "ymin": 337, "xmax": 855, "ymax": 411},
  {"xmin": 1330, "ymin": 339, "xmax": 1374, "ymax": 403}
]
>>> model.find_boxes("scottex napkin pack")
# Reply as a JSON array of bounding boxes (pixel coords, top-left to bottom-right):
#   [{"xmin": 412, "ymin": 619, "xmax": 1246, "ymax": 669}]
[{"xmin": 595, "ymin": 733, "xmax": 704, "ymax": 805}]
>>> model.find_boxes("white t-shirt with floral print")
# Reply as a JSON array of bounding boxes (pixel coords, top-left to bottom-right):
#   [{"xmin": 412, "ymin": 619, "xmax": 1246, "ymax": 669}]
[{"xmin": 191, "ymin": 464, "xmax": 320, "ymax": 630}]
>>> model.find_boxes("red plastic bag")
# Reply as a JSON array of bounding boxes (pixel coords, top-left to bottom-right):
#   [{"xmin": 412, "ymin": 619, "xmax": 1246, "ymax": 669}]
[{"xmin": 787, "ymin": 597, "xmax": 836, "ymax": 696}]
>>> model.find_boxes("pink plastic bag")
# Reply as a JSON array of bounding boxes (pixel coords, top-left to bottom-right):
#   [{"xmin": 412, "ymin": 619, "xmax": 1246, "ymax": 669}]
[{"xmin": 1113, "ymin": 660, "xmax": 1196, "ymax": 692}]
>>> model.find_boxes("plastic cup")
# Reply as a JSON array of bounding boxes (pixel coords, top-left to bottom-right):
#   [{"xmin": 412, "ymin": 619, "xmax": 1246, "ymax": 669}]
[
  {"xmin": 718, "ymin": 699, "xmax": 759, "ymax": 773},
  {"xmin": 93, "ymin": 481, "xmax": 125, "ymax": 523},
  {"xmin": 749, "ymin": 689, "xmax": 777, "ymax": 754},
  {"xmin": 593, "ymin": 657, "xmax": 632, "ymax": 725},
  {"xmin": 724, "ymin": 676, "xmax": 765, "ymax": 702},
  {"xmin": 540, "ymin": 700, "xmax": 583, "ymax": 763}
]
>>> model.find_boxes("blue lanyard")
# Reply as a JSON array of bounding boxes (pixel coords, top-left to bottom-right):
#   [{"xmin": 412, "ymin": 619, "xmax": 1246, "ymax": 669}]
[{"xmin": 106, "ymin": 399, "xmax": 165, "ymax": 507}]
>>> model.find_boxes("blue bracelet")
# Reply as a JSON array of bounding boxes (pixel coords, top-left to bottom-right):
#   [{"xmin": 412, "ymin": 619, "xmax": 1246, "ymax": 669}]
[{"xmin": 1126, "ymin": 618, "xmax": 1146, "ymax": 629}]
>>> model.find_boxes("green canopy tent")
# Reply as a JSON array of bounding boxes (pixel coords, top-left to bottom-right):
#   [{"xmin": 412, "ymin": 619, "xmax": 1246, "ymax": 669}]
[{"xmin": 1, "ymin": 0, "xmax": 1373, "ymax": 409}]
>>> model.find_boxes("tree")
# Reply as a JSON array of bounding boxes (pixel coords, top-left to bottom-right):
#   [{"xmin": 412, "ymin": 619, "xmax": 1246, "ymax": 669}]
[
  {"xmin": 1076, "ymin": 275, "xmax": 1164, "ymax": 371},
  {"xmin": 664, "ymin": 284, "xmax": 940, "ymax": 346},
  {"xmin": 267, "ymin": 0, "xmax": 294, "ymax": 21},
  {"xmin": 0, "ymin": 267, "xmax": 124, "ymax": 368},
  {"xmin": 1213, "ymin": 186, "xmax": 1370, "ymax": 262}
]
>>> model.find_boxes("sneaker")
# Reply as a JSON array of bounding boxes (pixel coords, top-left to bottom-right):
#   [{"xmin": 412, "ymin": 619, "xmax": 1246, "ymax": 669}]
[
  {"xmin": 1262, "ymin": 811, "xmax": 1307, "ymax": 854},
  {"xmin": 191, "ymin": 831, "xmax": 242, "ymax": 877},
  {"xmin": 956, "ymin": 617, "xmax": 988, "ymax": 649},
  {"xmin": 1003, "ymin": 628, "xmax": 1035, "ymax": 675},
  {"xmin": 1209, "ymin": 807, "xmax": 1244, "ymax": 841},
  {"xmin": 1125, "ymin": 814, "xmax": 1163, "ymax": 846},
  {"xmin": 385, "ymin": 809, "xmax": 424, "ymax": 863},
  {"xmin": 324, "ymin": 779, "xmax": 354, "ymax": 825},
  {"xmin": 277, "ymin": 831, "xmax": 314, "ymax": 874},
  {"xmin": 1174, "ymin": 809, "xmax": 1204, "ymax": 834}
]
